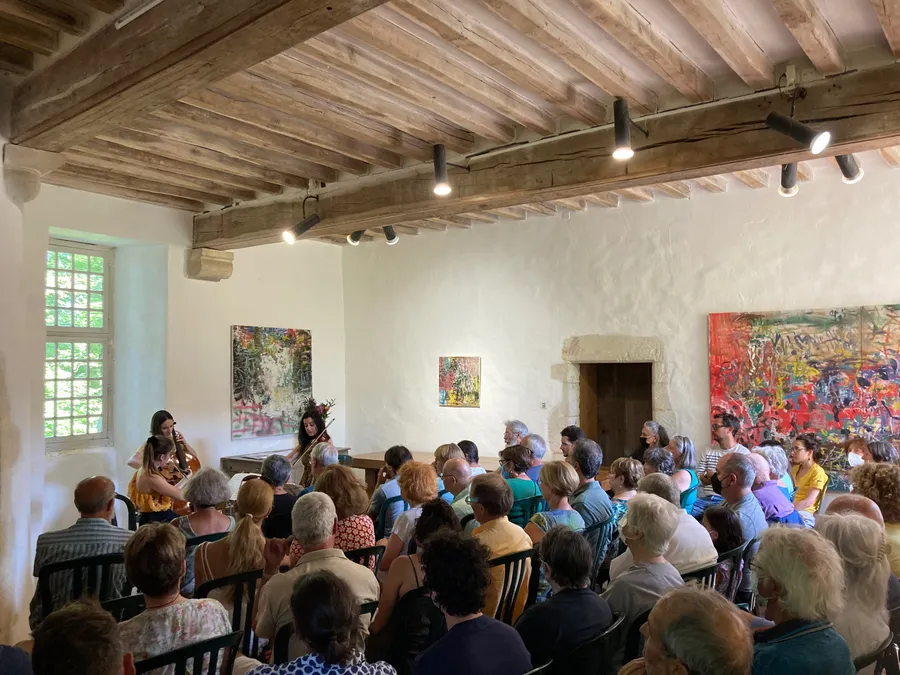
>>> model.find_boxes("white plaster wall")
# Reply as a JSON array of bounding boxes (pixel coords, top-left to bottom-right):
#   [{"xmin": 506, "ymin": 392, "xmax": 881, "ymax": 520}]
[{"xmin": 342, "ymin": 159, "xmax": 900, "ymax": 458}]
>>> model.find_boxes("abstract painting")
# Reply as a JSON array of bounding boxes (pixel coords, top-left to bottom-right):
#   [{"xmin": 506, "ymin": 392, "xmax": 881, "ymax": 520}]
[
  {"xmin": 439, "ymin": 357, "xmax": 481, "ymax": 408},
  {"xmin": 232, "ymin": 326, "xmax": 312, "ymax": 439},
  {"xmin": 709, "ymin": 305, "xmax": 900, "ymax": 449}
]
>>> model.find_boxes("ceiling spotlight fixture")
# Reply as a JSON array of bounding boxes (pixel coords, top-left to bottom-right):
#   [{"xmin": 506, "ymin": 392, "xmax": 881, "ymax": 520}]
[
  {"xmin": 347, "ymin": 230, "xmax": 364, "ymax": 246},
  {"xmin": 383, "ymin": 226, "xmax": 399, "ymax": 246},
  {"xmin": 282, "ymin": 214, "xmax": 320, "ymax": 245},
  {"xmin": 779, "ymin": 163, "xmax": 799, "ymax": 197},
  {"xmin": 836, "ymin": 154, "xmax": 864, "ymax": 184},
  {"xmin": 765, "ymin": 111, "xmax": 831, "ymax": 155},
  {"xmin": 433, "ymin": 144, "xmax": 451, "ymax": 196},
  {"xmin": 613, "ymin": 98, "xmax": 635, "ymax": 161}
]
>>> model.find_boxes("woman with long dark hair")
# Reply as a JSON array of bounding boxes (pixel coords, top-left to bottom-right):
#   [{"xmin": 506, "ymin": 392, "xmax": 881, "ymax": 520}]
[
  {"xmin": 288, "ymin": 408, "xmax": 331, "ymax": 487},
  {"xmin": 127, "ymin": 410, "xmax": 198, "ymax": 471},
  {"xmin": 128, "ymin": 435, "xmax": 185, "ymax": 525}
]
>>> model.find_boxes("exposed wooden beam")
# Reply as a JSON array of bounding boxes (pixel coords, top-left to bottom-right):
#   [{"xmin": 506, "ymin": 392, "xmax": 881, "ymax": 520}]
[
  {"xmin": 733, "ymin": 169, "xmax": 769, "ymax": 189},
  {"xmin": 667, "ymin": 0, "xmax": 772, "ymax": 89},
  {"xmin": 584, "ymin": 193, "xmax": 620, "ymax": 208},
  {"xmin": 414, "ymin": 220, "xmax": 449, "ymax": 231},
  {"xmin": 0, "ymin": 14, "xmax": 57, "ymax": 55},
  {"xmin": 870, "ymin": 0, "xmax": 900, "ymax": 58},
  {"xmin": 461, "ymin": 212, "xmax": 500, "ymax": 223},
  {"xmin": 0, "ymin": 43, "xmax": 33, "ymax": 76},
  {"xmin": 771, "ymin": 0, "xmax": 844, "ymax": 75},
  {"xmin": 44, "ymin": 172, "xmax": 203, "ymax": 211},
  {"xmin": 694, "ymin": 175, "xmax": 728, "ymax": 193},
  {"xmin": 654, "ymin": 181, "xmax": 692, "ymax": 199},
  {"xmin": 569, "ymin": 0, "xmax": 713, "ymax": 102},
  {"xmin": 194, "ymin": 63, "xmax": 900, "ymax": 248},
  {"xmin": 426, "ymin": 217, "xmax": 471, "ymax": 228},
  {"xmin": 796, "ymin": 161, "xmax": 813, "ymax": 182},
  {"xmin": 490, "ymin": 206, "xmax": 528, "ymax": 220},
  {"xmin": 0, "ymin": 0, "xmax": 88, "ymax": 35},
  {"xmin": 77, "ymin": 0, "xmax": 123, "ymax": 12},
  {"xmin": 880, "ymin": 146, "xmax": 900, "ymax": 168},
  {"xmin": 614, "ymin": 187, "xmax": 654, "ymax": 202},
  {"xmin": 12, "ymin": 0, "xmax": 389, "ymax": 151},
  {"xmin": 393, "ymin": 225, "xmax": 421, "ymax": 235},
  {"xmin": 552, "ymin": 197, "xmax": 588, "ymax": 211},
  {"xmin": 519, "ymin": 203, "xmax": 558, "ymax": 216}
]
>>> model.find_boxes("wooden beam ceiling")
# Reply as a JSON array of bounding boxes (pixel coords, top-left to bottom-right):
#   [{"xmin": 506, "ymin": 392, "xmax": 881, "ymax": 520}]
[
  {"xmin": 0, "ymin": 0, "xmax": 89, "ymax": 36},
  {"xmin": 871, "ymin": 0, "xmax": 900, "ymax": 58},
  {"xmin": 733, "ymin": 169, "xmax": 769, "ymax": 189},
  {"xmin": 771, "ymin": 0, "xmax": 844, "ymax": 75}
]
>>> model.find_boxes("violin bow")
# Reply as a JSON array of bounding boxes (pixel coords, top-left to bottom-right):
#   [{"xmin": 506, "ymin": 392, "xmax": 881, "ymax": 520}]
[{"xmin": 291, "ymin": 418, "xmax": 335, "ymax": 467}]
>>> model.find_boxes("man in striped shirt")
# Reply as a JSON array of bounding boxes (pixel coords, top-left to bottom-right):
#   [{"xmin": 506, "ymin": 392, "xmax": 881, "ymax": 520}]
[
  {"xmin": 29, "ymin": 476, "xmax": 132, "ymax": 628},
  {"xmin": 693, "ymin": 413, "xmax": 750, "ymax": 515}
]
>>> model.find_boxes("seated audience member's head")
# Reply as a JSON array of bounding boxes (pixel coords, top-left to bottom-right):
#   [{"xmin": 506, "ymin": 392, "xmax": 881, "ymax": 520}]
[
  {"xmin": 183, "ymin": 467, "xmax": 232, "ymax": 508},
  {"xmin": 499, "ymin": 444, "xmax": 534, "ymax": 477},
  {"xmin": 569, "ymin": 439, "xmax": 603, "ymax": 482},
  {"xmin": 469, "ymin": 472, "xmax": 514, "ymax": 523},
  {"xmin": 398, "ymin": 461, "xmax": 439, "ymax": 507},
  {"xmin": 538, "ymin": 526, "xmax": 593, "ymax": 593},
  {"xmin": 433, "ymin": 443, "xmax": 464, "ymax": 475},
  {"xmin": 560, "ymin": 425, "xmax": 586, "ymax": 458},
  {"xmin": 702, "ymin": 505, "xmax": 744, "ymax": 555},
  {"xmin": 521, "ymin": 434, "xmax": 548, "ymax": 464},
  {"xmin": 643, "ymin": 587, "xmax": 753, "ymax": 675},
  {"xmin": 753, "ymin": 527, "xmax": 844, "ymax": 624},
  {"xmin": 641, "ymin": 420, "xmax": 670, "ymax": 450},
  {"xmin": 826, "ymin": 494, "xmax": 885, "ymax": 527},
  {"xmin": 716, "ymin": 453, "xmax": 755, "ymax": 501},
  {"xmin": 32, "ymin": 599, "xmax": 135, "ymax": 675},
  {"xmin": 458, "ymin": 440, "xmax": 479, "ymax": 467},
  {"xmin": 667, "ymin": 435, "xmax": 698, "ymax": 470},
  {"xmin": 383, "ymin": 445, "xmax": 413, "ymax": 481},
  {"xmin": 290, "ymin": 571, "xmax": 360, "ymax": 665},
  {"xmin": 124, "ymin": 523, "xmax": 186, "ymax": 600},
  {"xmin": 868, "ymin": 440, "xmax": 899, "ymax": 464},
  {"xmin": 851, "ymin": 462, "xmax": 900, "ymax": 525},
  {"xmin": 789, "ymin": 434, "xmax": 821, "ymax": 466},
  {"xmin": 623, "ymin": 493, "xmax": 680, "ymax": 559},
  {"xmin": 752, "ymin": 445, "xmax": 790, "ymax": 481},
  {"xmin": 421, "ymin": 531, "xmax": 492, "ymax": 618},
  {"xmin": 310, "ymin": 442, "xmax": 338, "ymax": 478},
  {"xmin": 293, "ymin": 492, "xmax": 338, "ymax": 550},
  {"xmin": 441, "ymin": 457, "xmax": 472, "ymax": 498},
  {"xmin": 643, "ymin": 448, "xmax": 676, "ymax": 477},
  {"xmin": 638, "ymin": 473, "xmax": 680, "ymax": 507},
  {"xmin": 538, "ymin": 461, "xmax": 579, "ymax": 504},
  {"xmin": 413, "ymin": 499, "xmax": 462, "ymax": 549},
  {"xmin": 230, "ymin": 475, "xmax": 274, "ymax": 547},
  {"xmin": 315, "ymin": 465, "xmax": 369, "ymax": 520},
  {"xmin": 504, "ymin": 420, "xmax": 529, "ymax": 447},
  {"xmin": 261, "ymin": 454, "xmax": 292, "ymax": 488},
  {"xmin": 73, "ymin": 475, "xmax": 116, "ymax": 520},
  {"xmin": 609, "ymin": 457, "xmax": 644, "ymax": 496},
  {"xmin": 745, "ymin": 452, "xmax": 772, "ymax": 489}
]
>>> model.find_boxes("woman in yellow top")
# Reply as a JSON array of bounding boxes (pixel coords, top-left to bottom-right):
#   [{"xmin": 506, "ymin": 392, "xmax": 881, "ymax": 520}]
[
  {"xmin": 851, "ymin": 461, "xmax": 900, "ymax": 576},
  {"xmin": 789, "ymin": 434, "xmax": 828, "ymax": 526},
  {"xmin": 128, "ymin": 435, "xmax": 186, "ymax": 525}
]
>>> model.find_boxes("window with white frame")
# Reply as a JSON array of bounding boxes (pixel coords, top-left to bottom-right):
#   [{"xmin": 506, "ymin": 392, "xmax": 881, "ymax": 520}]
[{"xmin": 44, "ymin": 240, "xmax": 112, "ymax": 445}]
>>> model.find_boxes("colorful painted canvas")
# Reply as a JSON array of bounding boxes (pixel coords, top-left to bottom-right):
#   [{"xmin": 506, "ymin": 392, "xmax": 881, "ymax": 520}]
[
  {"xmin": 439, "ymin": 357, "xmax": 481, "ymax": 408},
  {"xmin": 709, "ymin": 305, "xmax": 900, "ymax": 449},
  {"xmin": 232, "ymin": 326, "xmax": 312, "ymax": 439}
]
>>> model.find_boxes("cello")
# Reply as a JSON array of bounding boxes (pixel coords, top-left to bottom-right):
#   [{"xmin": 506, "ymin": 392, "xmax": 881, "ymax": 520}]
[{"xmin": 161, "ymin": 427, "xmax": 202, "ymax": 513}]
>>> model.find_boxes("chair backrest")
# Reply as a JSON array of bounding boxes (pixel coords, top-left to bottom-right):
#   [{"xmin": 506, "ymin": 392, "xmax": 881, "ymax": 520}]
[
  {"xmin": 360, "ymin": 600, "xmax": 379, "ymax": 618},
  {"xmin": 376, "ymin": 495, "xmax": 409, "ymax": 540},
  {"xmin": 460, "ymin": 513, "xmax": 475, "ymax": 529},
  {"xmin": 345, "ymin": 545, "xmax": 386, "ymax": 571},
  {"xmin": 624, "ymin": 607, "xmax": 653, "ymax": 663},
  {"xmin": 195, "ymin": 569, "xmax": 263, "ymax": 656},
  {"xmin": 185, "ymin": 531, "xmax": 230, "ymax": 548},
  {"xmin": 134, "ymin": 630, "xmax": 242, "ymax": 675},
  {"xmin": 680, "ymin": 562, "xmax": 720, "ymax": 590},
  {"xmin": 581, "ymin": 515, "xmax": 618, "ymax": 587},
  {"xmin": 741, "ymin": 536, "xmax": 761, "ymax": 608},
  {"xmin": 39, "ymin": 552, "xmax": 130, "ymax": 619},
  {"xmin": 112, "ymin": 493, "xmax": 137, "ymax": 531},
  {"xmin": 338, "ymin": 454, "xmax": 353, "ymax": 466},
  {"xmin": 524, "ymin": 661, "xmax": 554, "ymax": 675},
  {"xmin": 555, "ymin": 613, "xmax": 626, "ymax": 675},
  {"xmin": 716, "ymin": 543, "xmax": 747, "ymax": 602},
  {"xmin": 274, "ymin": 623, "xmax": 293, "ymax": 664},
  {"xmin": 386, "ymin": 585, "xmax": 447, "ymax": 675},
  {"xmin": 854, "ymin": 632, "xmax": 900, "ymax": 674},
  {"xmin": 489, "ymin": 549, "xmax": 533, "ymax": 624},
  {"xmin": 511, "ymin": 495, "xmax": 544, "ymax": 527},
  {"xmin": 102, "ymin": 593, "xmax": 146, "ymax": 622}
]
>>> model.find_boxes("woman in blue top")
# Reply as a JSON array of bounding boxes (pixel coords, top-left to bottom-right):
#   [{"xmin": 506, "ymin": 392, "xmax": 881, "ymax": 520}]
[
  {"xmin": 501, "ymin": 445, "xmax": 541, "ymax": 527},
  {"xmin": 668, "ymin": 436, "xmax": 701, "ymax": 513}
]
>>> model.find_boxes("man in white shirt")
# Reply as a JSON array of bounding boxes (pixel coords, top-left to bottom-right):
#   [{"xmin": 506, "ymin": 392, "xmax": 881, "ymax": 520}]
[
  {"xmin": 698, "ymin": 413, "xmax": 750, "ymax": 500},
  {"xmin": 610, "ymin": 474, "xmax": 717, "ymax": 580}
]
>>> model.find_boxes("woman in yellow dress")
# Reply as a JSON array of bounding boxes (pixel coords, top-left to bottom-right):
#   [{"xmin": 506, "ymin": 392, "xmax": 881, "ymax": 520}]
[
  {"xmin": 128, "ymin": 435, "xmax": 186, "ymax": 526},
  {"xmin": 789, "ymin": 434, "xmax": 829, "ymax": 527}
]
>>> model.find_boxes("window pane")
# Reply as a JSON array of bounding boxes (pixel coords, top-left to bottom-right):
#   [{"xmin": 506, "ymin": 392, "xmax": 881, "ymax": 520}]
[
  {"xmin": 88, "ymin": 398, "xmax": 102, "ymax": 415},
  {"xmin": 44, "ymin": 362, "xmax": 55, "ymax": 380},
  {"xmin": 74, "ymin": 292, "xmax": 88, "ymax": 309},
  {"xmin": 73, "ymin": 380, "xmax": 87, "ymax": 397},
  {"xmin": 73, "ymin": 343, "xmax": 88, "ymax": 360},
  {"xmin": 45, "ymin": 290, "xmax": 55, "ymax": 307},
  {"xmin": 46, "ymin": 270, "xmax": 56, "ymax": 288},
  {"xmin": 73, "ymin": 418, "xmax": 88, "ymax": 435},
  {"xmin": 90, "ymin": 344, "xmax": 103, "ymax": 359},
  {"xmin": 45, "ymin": 310, "xmax": 56, "ymax": 327},
  {"xmin": 44, "ymin": 401, "xmax": 54, "ymax": 419},
  {"xmin": 74, "ymin": 273, "xmax": 88, "ymax": 290},
  {"xmin": 89, "ymin": 274, "xmax": 103, "ymax": 291},
  {"xmin": 89, "ymin": 312, "xmax": 103, "ymax": 328},
  {"xmin": 56, "ymin": 400, "xmax": 71, "ymax": 417},
  {"xmin": 58, "ymin": 310, "xmax": 72, "ymax": 327},
  {"xmin": 57, "ymin": 381, "xmax": 71, "ymax": 398},
  {"xmin": 56, "ymin": 362, "xmax": 72, "ymax": 379},
  {"xmin": 73, "ymin": 362, "xmax": 88, "ymax": 379},
  {"xmin": 57, "ymin": 343, "xmax": 72, "ymax": 360},
  {"xmin": 74, "ymin": 254, "xmax": 89, "ymax": 271},
  {"xmin": 45, "ymin": 343, "xmax": 56, "ymax": 359},
  {"xmin": 89, "ymin": 293, "xmax": 103, "ymax": 310},
  {"xmin": 74, "ymin": 310, "xmax": 89, "ymax": 328},
  {"xmin": 89, "ymin": 362, "xmax": 102, "ymax": 379},
  {"xmin": 44, "ymin": 382, "xmax": 54, "ymax": 399},
  {"xmin": 47, "ymin": 251, "xmax": 56, "ymax": 268},
  {"xmin": 44, "ymin": 421, "xmax": 54, "ymax": 438},
  {"xmin": 56, "ymin": 419, "xmax": 71, "ymax": 436},
  {"xmin": 90, "ymin": 256, "xmax": 103, "ymax": 273},
  {"xmin": 89, "ymin": 380, "xmax": 102, "ymax": 397},
  {"xmin": 57, "ymin": 272, "xmax": 72, "ymax": 289},
  {"xmin": 88, "ymin": 416, "xmax": 102, "ymax": 434},
  {"xmin": 56, "ymin": 290, "xmax": 72, "ymax": 308},
  {"xmin": 72, "ymin": 399, "xmax": 88, "ymax": 416},
  {"xmin": 57, "ymin": 252, "xmax": 72, "ymax": 270}
]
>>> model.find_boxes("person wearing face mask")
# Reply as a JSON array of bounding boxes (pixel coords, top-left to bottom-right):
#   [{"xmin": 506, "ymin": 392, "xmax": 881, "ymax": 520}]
[
  {"xmin": 750, "ymin": 527, "xmax": 855, "ymax": 675},
  {"xmin": 631, "ymin": 421, "xmax": 670, "ymax": 462}
]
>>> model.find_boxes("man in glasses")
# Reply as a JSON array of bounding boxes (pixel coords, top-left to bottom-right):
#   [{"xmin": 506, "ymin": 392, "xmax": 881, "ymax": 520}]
[{"xmin": 693, "ymin": 413, "xmax": 749, "ymax": 516}]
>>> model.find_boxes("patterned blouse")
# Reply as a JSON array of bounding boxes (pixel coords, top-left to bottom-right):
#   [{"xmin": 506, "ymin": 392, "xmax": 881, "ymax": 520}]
[
  {"xmin": 290, "ymin": 515, "xmax": 376, "ymax": 567},
  {"xmin": 610, "ymin": 498, "xmax": 630, "ymax": 525},
  {"xmin": 247, "ymin": 650, "xmax": 396, "ymax": 675},
  {"xmin": 529, "ymin": 509, "xmax": 586, "ymax": 602}
]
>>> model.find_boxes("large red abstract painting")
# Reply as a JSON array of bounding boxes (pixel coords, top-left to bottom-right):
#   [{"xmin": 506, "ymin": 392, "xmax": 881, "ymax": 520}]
[{"xmin": 709, "ymin": 306, "xmax": 900, "ymax": 448}]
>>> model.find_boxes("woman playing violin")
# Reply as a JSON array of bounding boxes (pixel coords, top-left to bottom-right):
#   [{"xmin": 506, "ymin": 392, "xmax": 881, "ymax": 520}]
[
  {"xmin": 288, "ymin": 408, "xmax": 331, "ymax": 487},
  {"xmin": 128, "ymin": 435, "xmax": 186, "ymax": 525}
]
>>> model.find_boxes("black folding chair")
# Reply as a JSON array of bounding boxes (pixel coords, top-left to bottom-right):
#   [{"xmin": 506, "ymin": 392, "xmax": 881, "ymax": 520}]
[
  {"xmin": 854, "ymin": 632, "xmax": 900, "ymax": 674},
  {"xmin": 489, "ymin": 549, "xmax": 533, "ymax": 624},
  {"xmin": 524, "ymin": 548, "xmax": 542, "ymax": 611},
  {"xmin": 185, "ymin": 532, "xmax": 229, "ymax": 548},
  {"xmin": 345, "ymin": 545, "xmax": 386, "ymax": 571},
  {"xmin": 510, "ymin": 496, "xmax": 545, "ymax": 528},
  {"xmin": 112, "ymin": 493, "xmax": 137, "ymax": 531},
  {"xmin": 376, "ymin": 495, "xmax": 409, "ymax": 540},
  {"xmin": 716, "ymin": 543, "xmax": 747, "ymax": 602},
  {"xmin": 680, "ymin": 562, "xmax": 720, "ymax": 590},
  {"xmin": 274, "ymin": 623, "xmax": 293, "ymax": 664},
  {"xmin": 553, "ymin": 613, "xmax": 626, "ymax": 675},
  {"xmin": 38, "ymin": 552, "xmax": 131, "ymax": 619},
  {"xmin": 623, "ymin": 607, "xmax": 653, "ymax": 663},
  {"xmin": 581, "ymin": 516, "xmax": 617, "ymax": 588},
  {"xmin": 737, "ymin": 536, "xmax": 761, "ymax": 607},
  {"xmin": 524, "ymin": 662, "xmax": 554, "ymax": 675},
  {"xmin": 460, "ymin": 513, "xmax": 476, "ymax": 530},
  {"xmin": 195, "ymin": 569, "xmax": 263, "ymax": 657},
  {"xmin": 102, "ymin": 593, "xmax": 146, "ymax": 622},
  {"xmin": 361, "ymin": 600, "xmax": 379, "ymax": 618},
  {"xmin": 134, "ymin": 629, "xmax": 242, "ymax": 675}
]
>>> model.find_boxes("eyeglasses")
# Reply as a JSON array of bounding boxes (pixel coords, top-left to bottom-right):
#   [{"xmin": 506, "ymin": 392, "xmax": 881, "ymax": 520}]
[
  {"xmin": 464, "ymin": 496, "xmax": 479, "ymax": 505},
  {"xmin": 711, "ymin": 424, "xmax": 725, "ymax": 430}
]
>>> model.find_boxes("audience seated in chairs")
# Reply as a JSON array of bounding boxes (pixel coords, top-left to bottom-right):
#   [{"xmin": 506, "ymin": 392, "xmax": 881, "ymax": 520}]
[
  {"xmin": 413, "ymin": 531, "xmax": 531, "ymax": 675},
  {"xmin": 751, "ymin": 527, "xmax": 855, "ymax": 675},
  {"xmin": 301, "ymin": 443, "xmax": 339, "ymax": 496},
  {"xmin": 514, "ymin": 526, "xmax": 612, "ymax": 668},
  {"xmin": 618, "ymin": 587, "xmax": 753, "ymax": 675},
  {"xmin": 291, "ymin": 465, "xmax": 376, "ymax": 567},
  {"xmin": 119, "ymin": 523, "xmax": 231, "ymax": 671},
  {"xmin": 29, "ymin": 475, "xmax": 132, "ymax": 628},
  {"xmin": 368, "ymin": 446, "xmax": 414, "ymax": 540},
  {"xmin": 256, "ymin": 492, "xmax": 379, "ymax": 661},
  {"xmin": 789, "ymin": 434, "xmax": 829, "ymax": 526},
  {"xmin": 852, "ymin": 462, "xmax": 900, "ymax": 577},
  {"xmin": 171, "ymin": 467, "xmax": 235, "ymax": 595},
  {"xmin": 260, "ymin": 455, "xmax": 299, "ymax": 539},
  {"xmin": 458, "ymin": 439, "xmax": 485, "ymax": 476},
  {"xmin": 815, "ymin": 513, "xmax": 893, "ymax": 673},
  {"xmin": 611, "ymin": 474, "xmax": 717, "ymax": 580},
  {"xmin": 608, "ymin": 458, "xmax": 644, "ymax": 525},
  {"xmin": 521, "ymin": 434, "xmax": 548, "ymax": 483},
  {"xmin": 744, "ymin": 453, "xmax": 804, "ymax": 525},
  {"xmin": 752, "ymin": 444, "xmax": 795, "ymax": 502},
  {"xmin": 470, "ymin": 472, "xmax": 534, "ymax": 623},
  {"xmin": 368, "ymin": 500, "xmax": 458, "ymax": 674},
  {"xmin": 559, "ymin": 425, "xmax": 586, "ymax": 459},
  {"xmin": 500, "ymin": 445, "xmax": 541, "ymax": 527},
  {"xmin": 442, "ymin": 457, "xmax": 476, "ymax": 532},
  {"xmin": 378, "ymin": 461, "xmax": 439, "ymax": 574},
  {"xmin": 642, "ymin": 447, "xmax": 676, "ymax": 481},
  {"xmin": 701, "ymin": 506, "xmax": 744, "ymax": 599},
  {"xmin": 567, "ymin": 439, "xmax": 614, "ymax": 540},
  {"xmin": 601, "ymin": 493, "xmax": 684, "ymax": 670},
  {"xmin": 432, "ymin": 443, "xmax": 465, "ymax": 503},
  {"xmin": 666, "ymin": 435, "xmax": 701, "ymax": 513}
]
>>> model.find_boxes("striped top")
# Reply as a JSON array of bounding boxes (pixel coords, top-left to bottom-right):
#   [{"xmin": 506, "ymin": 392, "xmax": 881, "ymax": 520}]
[{"xmin": 29, "ymin": 518, "xmax": 132, "ymax": 629}]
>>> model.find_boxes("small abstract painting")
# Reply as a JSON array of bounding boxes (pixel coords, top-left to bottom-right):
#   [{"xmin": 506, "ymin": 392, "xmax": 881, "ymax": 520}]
[
  {"xmin": 439, "ymin": 356, "xmax": 481, "ymax": 408},
  {"xmin": 709, "ymin": 305, "xmax": 900, "ymax": 448},
  {"xmin": 232, "ymin": 326, "xmax": 312, "ymax": 439}
]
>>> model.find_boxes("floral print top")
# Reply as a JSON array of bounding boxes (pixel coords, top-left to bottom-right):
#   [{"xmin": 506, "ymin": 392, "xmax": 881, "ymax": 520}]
[
  {"xmin": 290, "ymin": 515, "xmax": 376, "ymax": 568},
  {"xmin": 248, "ymin": 650, "xmax": 396, "ymax": 675}
]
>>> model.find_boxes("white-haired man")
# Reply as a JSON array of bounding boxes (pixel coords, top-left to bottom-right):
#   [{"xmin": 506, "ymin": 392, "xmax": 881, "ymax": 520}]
[
  {"xmin": 300, "ymin": 443, "xmax": 338, "ymax": 495},
  {"xmin": 521, "ymin": 433, "xmax": 547, "ymax": 483},
  {"xmin": 503, "ymin": 420, "xmax": 528, "ymax": 448}
]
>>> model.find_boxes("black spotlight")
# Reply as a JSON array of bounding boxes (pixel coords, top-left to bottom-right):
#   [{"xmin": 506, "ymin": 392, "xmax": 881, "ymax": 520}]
[
  {"xmin": 613, "ymin": 98, "xmax": 634, "ymax": 160},
  {"xmin": 282, "ymin": 214, "xmax": 320, "ymax": 244},
  {"xmin": 836, "ymin": 154, "xmax": 864, "ymax": 184},
  {"xmin": 779, "ymin": 163, "xmax": 799, "ymax": 197},
  {"xmin": 383, "ymin": 226, "xmax": 399, "ymax": 246},
  {"xmin": 346, "ymin": 230, "xmax": 364, "ymax": 246},
  {"xmin": 765, "ymin": 112, "xmax": 830, "ymax": 155},
  {"xmin": 433, "ymin": 144, "xmax": 451, "ymax": 196}
]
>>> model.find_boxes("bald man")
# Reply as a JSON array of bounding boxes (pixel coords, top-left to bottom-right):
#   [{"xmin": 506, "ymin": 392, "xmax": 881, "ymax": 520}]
[
  {"xmin": 826, "ymin": 493, "xmax": 885, "ymax": 526},
  {"xmin": 29, "ymin": 476, "xmax": 132, "ymax": 629},
  {"xmin": 442, "ymin": 458, "xmax": 477, "ymax": 532}
]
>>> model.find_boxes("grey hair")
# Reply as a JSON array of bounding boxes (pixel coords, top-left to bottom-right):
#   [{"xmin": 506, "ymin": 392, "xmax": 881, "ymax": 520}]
[
  {"xmin": 521, "ymin": 433, "xmax": 548, "ymax": 460},
  {"xmin": 670, "ymin": 436, "xmax": 698, "ymax": 470},
  {"xmin": 752, "ymin": 446, "xmax": 789, "ymax": 479},
  {"xmin": 744, "ymin": 452, "xmax": 772, "ymax": 488},
  {"xmin": 505, "ymin": 420, "xmax": 528, "ymax": 439},
  {"xmin": 626, "ymin": 493, "xmax": 680, "ymax": 556},
  {"xmin": 292, "ymin": 492, "xmax": 337, "ymax": 547},
  {"xmin": 755, "ymin": 527, "xmax": 845, "ymax": 621},
  {"xmin": 721, "ymin": 453, "xmax": 755, "ymax": 489},
  {"xmin": 183, "ymin": 468, "xmax": 232, "ymax": 507},
  {"xmin": 637, "ymin": 473, "xmax": 680, "ymax": 507},
  {"xmin": 311, "ymin": 442, "xmax": 338, "ymax": 468},
  {"xmin": 261, "ymin": 454, "xmax": 292, "ymax": 487}
]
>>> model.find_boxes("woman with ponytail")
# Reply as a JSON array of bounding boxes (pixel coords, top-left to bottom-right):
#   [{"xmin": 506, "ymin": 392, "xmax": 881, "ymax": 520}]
[{"xmin": 128, "ymin": 435, "xmax": 185, "ymax": 525}]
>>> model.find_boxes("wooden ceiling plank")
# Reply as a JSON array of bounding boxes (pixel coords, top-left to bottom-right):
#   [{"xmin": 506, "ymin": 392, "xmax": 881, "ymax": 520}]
[
  {"xmin": 390, "ymin": 0, "xmax": 607, "ymax": 125},
  {"xmin": 479, "ymin": 0, "xmax": 656, "ymax": 112},
  {"xmin": 0, "ymin": 42, "xmax": 33, "ymax": 75},
  {"xmin": 694, "ymin": 175, "xmax": 728, "ymax": 193},
  {"xmin": 569, "ymin": 0, "xmax": 713, "ymax": 102},
  {"xmin": 490, "ymin": 207, "xmax": 528, "ymax": 220},
  {"xmin": 0, "ymin": 13, "xmax": 57, "ymax": 55},
  {"xmin": 733, "ymin": 168, "xmax": 769, "ymax": 189},
  {"xmin": 460, "ymin": 211, "xmax": 500, "ymax": 223},
  {"xmin": 771, "ymin": 0, "xmax": 844, "ymax": 75},
  {"xmin": 77, "ymin": 0, "xmax": 124, "ymax": 12},
  {"xmin": 182, "ymin": 89, "xmax": 405, "ymax": 169},
  {"xmin": 519, "ymin": 203, "xmax": 558, "ymax": 216},
  {"xmin": 0, "ymin": 0, "xmax": 89, "ymax": 36},
  {"xmin": 426, "ymin": 217, "xmax": 471, "ymax": 228},
  {"xmin": 796, "ymin": 161, "xmax": 813, "ymax": 182},
  {"xmin": 870, "ymin": 0, "xmax": 900, "ymax": 58},
  {"xmin": 552, "ymin": 197, "xmax": 588, "ymax": 211},
  {"xmin": 413, "ymin": 220, "xmax": 448, "ymax": 231},
  {"xmin": 880, "ymin": 146, "xmax": 900, "ymax": 168},
  {"xmin": 666, "ymin": 0, "xmax": 773, "ymax": 89},
  {"xmin": 584, "ymin": 193, "xmax": 620, "ymax": 208},
  {"xmin": 11, "ymin": 0, "xmax": 390, "ymax": 151},
  {"xmin": 393, "ymin": 224, "xmax": 421, "ymax": 235},
  {"xmin": 614, "ymin": 187, "xmax": 654, "ymax": 202},
  {"xmin": 44, "ymin": 172, "xmax": 203, "ymax": 211},
  {"xmin": 654, "ymin": 181, "xmax": 691, "ymax": 199}
]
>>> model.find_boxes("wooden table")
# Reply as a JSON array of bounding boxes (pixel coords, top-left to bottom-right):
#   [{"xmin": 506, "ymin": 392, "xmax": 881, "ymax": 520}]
[
  {"xmin": 351, "ymin": 451, "xmax": 501, "ymax": 494},
  {"xmin": 219, "ymin": 447, "xmax": 350, "ymax": 477}
]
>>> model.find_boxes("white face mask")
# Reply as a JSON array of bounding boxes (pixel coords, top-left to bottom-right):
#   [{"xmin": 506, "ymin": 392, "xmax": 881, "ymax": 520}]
[
  {"xmin": 848, "ymin": 452, "xmax": 865, "ymax": 467},
  {"xmin": 750, "ymin": 569, "xmax": 771, "ymax": 617}
]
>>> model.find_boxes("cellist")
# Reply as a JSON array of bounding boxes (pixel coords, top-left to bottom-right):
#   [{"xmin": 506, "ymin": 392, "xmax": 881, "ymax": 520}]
[{"xmin": 127, "ymin": 435, "xmax": 186, "ymax": 525}]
